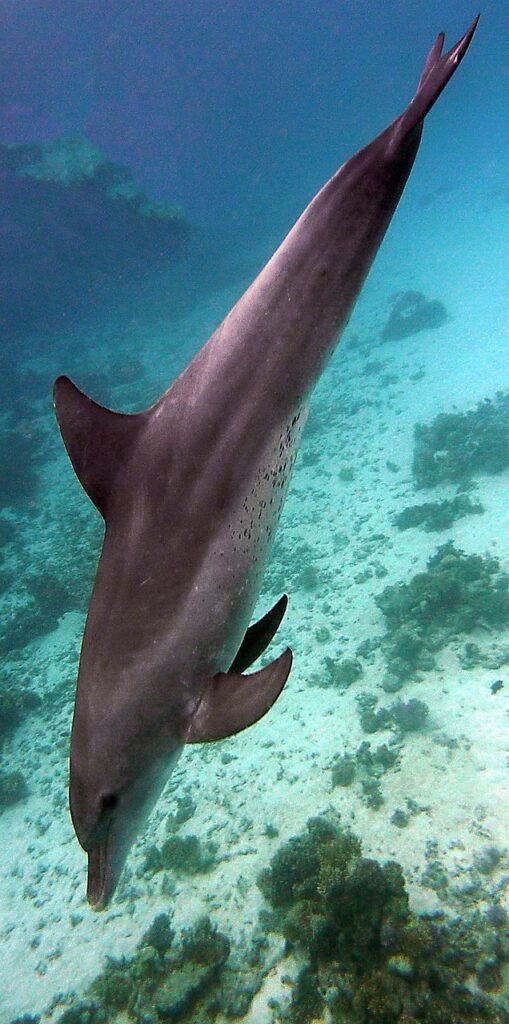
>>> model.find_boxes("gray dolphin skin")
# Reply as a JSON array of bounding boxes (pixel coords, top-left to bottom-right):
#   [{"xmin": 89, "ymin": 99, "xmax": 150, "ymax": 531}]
[{"xmin": 54, "ymin": 17, "xmax": 478, "ymax": 910}]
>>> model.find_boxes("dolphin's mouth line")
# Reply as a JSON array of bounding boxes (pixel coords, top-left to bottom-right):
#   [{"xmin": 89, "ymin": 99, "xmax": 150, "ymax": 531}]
[{"xmin": 87, "ymin": 827, "xmax": 112, "ymax": 911}]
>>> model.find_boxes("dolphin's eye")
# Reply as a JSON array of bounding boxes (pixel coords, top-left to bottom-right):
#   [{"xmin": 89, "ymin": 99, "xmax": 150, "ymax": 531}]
[{"xmin": 101, "ymin": 793, "xmax": 118, "ymax": 813}]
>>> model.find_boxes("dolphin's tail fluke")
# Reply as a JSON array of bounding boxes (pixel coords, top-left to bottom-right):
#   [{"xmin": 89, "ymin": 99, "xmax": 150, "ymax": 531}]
[{"xmin": 388, "ymin": 15, "xmax": 479, "ymax": 154}]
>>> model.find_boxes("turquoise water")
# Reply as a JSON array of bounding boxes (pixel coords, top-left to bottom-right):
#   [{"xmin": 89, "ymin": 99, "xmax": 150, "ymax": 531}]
[{"xmin": 1, "ymin": 3, "xmax": 508, "ymax": 1022}]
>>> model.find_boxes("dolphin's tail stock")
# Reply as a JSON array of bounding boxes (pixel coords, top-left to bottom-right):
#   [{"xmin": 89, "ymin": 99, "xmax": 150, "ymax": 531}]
[{"xmin": 388, "ymin": 15, "xmax": 479, "ymax": 155}]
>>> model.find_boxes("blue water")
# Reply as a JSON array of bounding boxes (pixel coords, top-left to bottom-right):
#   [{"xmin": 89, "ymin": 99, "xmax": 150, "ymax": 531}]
[{"xmin": 1, "ymin": 2, "xmax": 508, "ymax": 1022}]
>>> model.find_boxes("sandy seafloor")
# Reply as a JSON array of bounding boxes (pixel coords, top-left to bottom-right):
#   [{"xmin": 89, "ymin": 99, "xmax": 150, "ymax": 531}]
[{"xmin": 1, "ymin": 171, "xmax": 508, "ymax": 1022}]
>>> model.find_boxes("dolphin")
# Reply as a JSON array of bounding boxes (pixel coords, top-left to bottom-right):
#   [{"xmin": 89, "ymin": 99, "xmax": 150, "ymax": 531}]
[{"xmin": 54, "ymin": 17, "xmax": 478, "ymax": 909}]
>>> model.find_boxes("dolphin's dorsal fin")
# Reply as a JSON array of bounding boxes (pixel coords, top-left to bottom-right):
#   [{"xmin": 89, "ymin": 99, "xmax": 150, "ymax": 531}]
[
  {"xmin": 185, "ymin": 647, "xmax": 292, "ymax": 743},
  {"xmin": 53, "ymin": 375, "xmax": 146, "ymax": 518},
  {"xmin": 229, "ymin": 594, "xmax": 288, "ymax": 674}
]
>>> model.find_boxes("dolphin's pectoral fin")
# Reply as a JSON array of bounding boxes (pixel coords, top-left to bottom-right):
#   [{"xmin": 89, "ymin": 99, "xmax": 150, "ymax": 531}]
[
  {"xmin": 229, "ymin": 594, "xmax": 289, "ymax": 674},
  {"xmin": 53, "ymin": 375, "xmax": 147, "ymax": 518},
  {"xmin": 185, "ymin": 648, "xmax": 293, "ymax": 744}
]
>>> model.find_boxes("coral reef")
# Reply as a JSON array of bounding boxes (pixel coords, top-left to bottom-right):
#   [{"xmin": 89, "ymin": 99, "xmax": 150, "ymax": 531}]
[
  {"xmin": 357, "ymin": 694, "xmax": 393, "ymax": 733},
  {"xmin": 332, "ymin": 741, "xmax": 400, "ymax": 809},
  {"xmin": 0, "ymin": 516, "xmax": 15, "ymax": 547},
  {"xmin": 165, "ymin": 794, "xmax": 197, "ymax": 833},
  {"xmin": 412, "ymin": 391, "xmax": 509, "ymax": 488},
  {"xmin": 258, "ymin": 817, "xmax": 363, "ymax": 919},
  {"xmin": 0, "ymin": 769, "xmax": 29, "ymax": 809},
  {"xmin": 17, "ymin": 136, "xmax": 103, "ymax": 185},
  {"xmin": 215, "ymin": 927, "xmax": 274, "ymax": 1018},
  {"xmin": 55, "ymin": 914, "xmax": 231, "ymax": 1024},
  {"xmin": 0, "ymin": 571, "xmax": 74, "ymax": 655},
  {"xmin": 142, "ymin": 914, "xmax": 175, "ymax": 956},
  {"xmin": 331, "ymin": 754, "xmax": 356, "ymax": 787},
  {"xmin": 389, "ymin": 697, "xmax": 429, "ymax": 733},
  {"xmin": 394, "ymin": 491, "xmax": 484, "ymax": 532},
  {"xmin": 376, "ymin": 542, "xmax": 509, "ymax": 685},
  {"xmin": 0, "ymin": 420, "xmax": 43, "ymax": 510},
  {"xmin": 258, "ymin": 816, "xmax": 509, "ymax": 1023},
  {"xmin": 1, "ymin": 136, "xmax": 188, "ymax": 339},
  {"xmin": 51, "ymin": 913, "xmax": 277, "ymax": 1024},
  {"xmin": 381, "ymin": 290, "xmax": 448, "ymax": 342},
  {"xmin": 0, "ymin": 680, "xmax": 41, "ymax": 749},
  {"xmin": 0, "ymin": 601, "xmax": 56, "ymax": 657},
  {"xmin": 317, "ymin": 656, "xmax": 363, "ymax": 689},
  {"xmin": 143, "ymin": 833, "xmax": 218, "ymax": 877},
  {"xmin": 16, "ymin": 821, "xmax": 509, "ymax": 1024},
  {"xmin": 0, "ymin": 507, "xmax": 102, "ymax": 662},
  {"xmin": 358, "ymin": 693, "xmax": 429, "ymax": 735}
]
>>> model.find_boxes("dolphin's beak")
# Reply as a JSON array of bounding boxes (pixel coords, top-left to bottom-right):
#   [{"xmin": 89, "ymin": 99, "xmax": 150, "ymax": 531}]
[
  {"xmin": 77, "ymin": 748, "xmax": 184, "ymax": 910},
  {"xmin": 86, "ymin": 835, "xmax": 116, "ymax": 911},
  {"xmin": 86, "ymin": 811, "xmax": 131, "ymax": 910}
]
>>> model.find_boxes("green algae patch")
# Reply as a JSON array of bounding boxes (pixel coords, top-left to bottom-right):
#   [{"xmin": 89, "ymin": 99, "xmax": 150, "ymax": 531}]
[
  {"xmin": 381, "ymin": 290, "xmax": 448, "ymax": 342},
  {"xmin": 394, "ymin": 492, "xmax": 484, "ymax": 532},
  {"xmin": 316, "ymin": 656, "xmax": 363, "ymax": 690},
  {"xmin": 412, "ymin": 391, "xmax": 509, "ymax": 488},
  {"xmin": 258, "ymin": 816, "xmax": 509, "ymax": 1023},
  {"xmin": 51, "ymin": 909, "xmax": 280, "ymax": 1024},
  {"xmin": 375, "ymin": 542, "xmax": 509, "ymax": 684},
  {"xmin": 0, "ymin": 769, "xmax": 29, "ymax": 809},
  {"xmin": 330, "ymin": 740, "xmax": 400, "ymax": 810},
  {"xmin": 0, "ymin": 681, "xmax": 41, "ymax": 748},
  {"xmin": 55, "ymin": 915, "xmax": 230, "ymax": 1024},
  {"xmin": 143, "ymin": 833, "xmax": 219, "ymax": 877}
]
